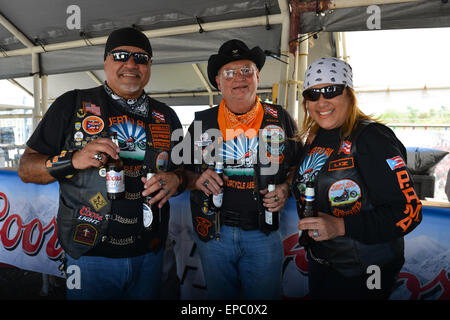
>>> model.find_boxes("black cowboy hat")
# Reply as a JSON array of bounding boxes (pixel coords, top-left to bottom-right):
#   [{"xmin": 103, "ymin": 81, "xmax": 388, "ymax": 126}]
[{"xmin": 207, "ymin": 39, "xmax": 266, "ymax": 89}]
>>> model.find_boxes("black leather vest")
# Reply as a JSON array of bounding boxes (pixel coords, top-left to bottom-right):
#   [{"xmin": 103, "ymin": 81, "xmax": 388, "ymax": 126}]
[
  {"xmin": 292, "ymin": 121, "xmax": 404, "ymax": 277},
  {"xmin": 56, "ymin": 86, "xmax": 174, "ymax": 259},
  {"xmin": 190, "ymin": 102, "xmax": 292, "ymax": 241}
]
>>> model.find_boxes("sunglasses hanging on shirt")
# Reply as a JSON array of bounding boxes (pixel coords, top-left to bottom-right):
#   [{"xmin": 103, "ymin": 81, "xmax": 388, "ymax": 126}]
[
  {"xmin": 302, "ymin": 84, "xmax": 346, "ymax": 101},
  {"xmin": 107, "ymin": 50, "xmax": 152, "ymax": 65}
]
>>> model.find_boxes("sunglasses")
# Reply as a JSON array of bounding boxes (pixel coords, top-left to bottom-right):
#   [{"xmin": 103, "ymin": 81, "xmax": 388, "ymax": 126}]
[
  {"xmin": 107, "ymin": 50, "xmax": 151, "ymax": 65},
  {"xmin": 222, "ymin": 66, "xmax": 255, "ymax": 80},
  {"xmin": 302, "ymin": 84, "xmax": 346, "ymax": 101}
]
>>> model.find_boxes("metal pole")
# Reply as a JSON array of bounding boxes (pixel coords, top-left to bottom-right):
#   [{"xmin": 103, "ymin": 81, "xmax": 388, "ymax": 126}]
[
  {"xmin": 0, "ymin": 14, "xmax": 284, "ymax": 59},
  {"xmin": 292, "ymin": 0, "xmax": 421, "ymax": 12},
  {"xmin": 297, "ymin": 35, "xmax": 309, "ymax": 127},
  {"xmin": 41, "ymin": 75, "xmax": 48, "ymax": 114},
  {"xmin": 31, "ymin": 53, "xmax": 41, "ymax": 130},
  {"xmin": 277, "ymin": 0, "xmax": 290, "ymax": 108}
]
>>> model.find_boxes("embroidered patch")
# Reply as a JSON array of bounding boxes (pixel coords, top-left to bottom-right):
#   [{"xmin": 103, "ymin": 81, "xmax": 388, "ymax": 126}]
[
  {"xmin": 329, "ymin": 157, "xmax": 354, "ymax": 171},
  {"xmin": 74, "ymin": 131, "xmax": 83, "ymax": 142},
  {"xmin": 73, "ymin": 224, "xmax": 97, "ymax": 246},
  {"xmin": 201, "ymin": 199, "xmax": 214, "ymax": 216},
  {"xmin": 338, "ymin": 140, "xmax": 352, "ymax": 155},
  {"xmin": 150, "ymin": 124, "xmax": 170, "ymax": 150},
  {"xmin": 156, "ymin": 151, "xmax": 169, "ymax": 172},
  {"xmin": 264, "ymin": 105, "xmax": 278, "ymax": 118},
  {"xmin": 83, "ymin": 102, "xmax": 101, "ymax": 116},
  {"xmin": 195, "ymin": 216, "xmax": 213, "ymax": 237},
  {"xmin": 386, "ymin": 156, "xmax": 406, "ymax": 171},
  {"xmin": 77, "ymin": 108, "xmax": 86, "ymax": 118},
  {"xmin": 328, "ymin": 179, "xmax": 361, "ymax": 206},
  {"xmin": 152, "ymin": 111, "xmax": 165, "ymax": 123},
  {"xmin": 82, "ymin": 116, "xmax": 104, "ymax": 135},
  {"xmin": 89, "ymin": 192, "xmax": 108, "ymax": 211},
  {"xmin": 77, "ymin": 206, "xmax": 103, "ymax": 225}
]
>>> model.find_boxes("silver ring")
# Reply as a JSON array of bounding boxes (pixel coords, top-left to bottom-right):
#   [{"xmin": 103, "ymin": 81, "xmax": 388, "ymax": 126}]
[
  {"xmin": 313, "ymin": 230, "xmax": 319, "ymax": 238},
  {"xmin": 159, "ymin": 180, "xmax": 166, "ymax": 187},
  {"xmin": 203, "ymin": 179, "xmax": 209, "ymax": 187},
  {"xmin": 163, "ymin": 188, "xmax": 170, "ymax": 196},
  {"xmin": 94, "ymin": 153, "xmax": 103, "ymax": 161},
  {"xmin": 274, "ymin": 195, "xmax": 279, "ymax": 202}
]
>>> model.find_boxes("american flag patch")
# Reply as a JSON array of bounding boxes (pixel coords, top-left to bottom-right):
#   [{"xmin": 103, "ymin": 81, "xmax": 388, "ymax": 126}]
[
  {"xmin": 152, "ymin": 111, "xmax": 165, "ymax": 122},
  {"xmin": 83, "ymin": 102, "xmax": 101, "ymax": 116},
  {"xmin": 386, "ymin": 156, "xmax": 406, "ymax": 170},
  {"xmin": 264, "ymin": 106, "xmax": 278, "ymax": 118},
  {"xmin": 338, "ymin": 140, "xmax": 352, "ymax": 154}
]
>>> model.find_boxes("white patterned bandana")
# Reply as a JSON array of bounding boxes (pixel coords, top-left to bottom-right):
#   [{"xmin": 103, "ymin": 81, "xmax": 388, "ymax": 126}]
[{"xmin": 303, "ymin": 57, "xmax": 353, "ymax": 90}]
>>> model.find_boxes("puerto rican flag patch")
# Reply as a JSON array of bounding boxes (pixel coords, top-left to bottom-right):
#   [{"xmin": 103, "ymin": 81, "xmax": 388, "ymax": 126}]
[
  {"xmin": 338, "ymin": 140, "xmax": 352, "ymax": 154},
  {"xmin": 264, "ymin": 106, "xmax": 278, "ymax": 118},
  {"xmin": 152, "ymin": 111, "xmax": 165, "ymax": 122},
  {"xmin": 386, "ymin": 155, "xmax": 406, "ymax": 170}
]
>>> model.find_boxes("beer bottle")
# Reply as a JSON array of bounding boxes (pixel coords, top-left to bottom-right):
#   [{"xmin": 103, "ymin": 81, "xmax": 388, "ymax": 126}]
[
  {"xmin": 106, "ymin": 132, "xmax": 125, "ymax": 200},
  {"xmin": 265, "ymin": 182, "xmax": 279, "ymax": 231},
  {"xmin": 298, "ymin": 180, "xmax": 318, "ymax": 247},
  {"xmin": 210, "ymin": 161, "xmax": 223, "ymax": 241},
  {"xmin": 142, "ymin": 166, "xmax": 160, "ymax": 231}
]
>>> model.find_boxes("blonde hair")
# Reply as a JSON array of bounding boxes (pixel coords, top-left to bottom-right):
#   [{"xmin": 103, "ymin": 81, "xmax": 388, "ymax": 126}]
[{"xmin": 297, "ymin": 87, "xmax": 379, "ymax": 142}]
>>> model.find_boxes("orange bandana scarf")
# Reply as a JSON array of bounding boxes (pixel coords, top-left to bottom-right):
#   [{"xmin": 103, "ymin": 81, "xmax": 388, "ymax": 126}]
[{"xmin": 218, "ymin": 97, "xmax": 264, "ymax": 141}]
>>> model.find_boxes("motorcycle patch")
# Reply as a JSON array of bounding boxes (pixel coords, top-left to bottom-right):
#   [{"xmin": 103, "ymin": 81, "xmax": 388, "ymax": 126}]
[{"xmin": 328, "ymin": 179, "xmax": 361, "ymax": 207}]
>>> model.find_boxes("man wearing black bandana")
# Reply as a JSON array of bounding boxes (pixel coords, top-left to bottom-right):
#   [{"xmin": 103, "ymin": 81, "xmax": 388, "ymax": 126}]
[{"xmin": 18, "ymin": 27, "xmax": 185, "ymax": 300}]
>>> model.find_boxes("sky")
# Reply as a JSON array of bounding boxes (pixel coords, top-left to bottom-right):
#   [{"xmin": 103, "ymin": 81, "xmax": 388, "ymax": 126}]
[{"xmin": 345, "ymin": 27, "xmax": 450, "ymax": 89}]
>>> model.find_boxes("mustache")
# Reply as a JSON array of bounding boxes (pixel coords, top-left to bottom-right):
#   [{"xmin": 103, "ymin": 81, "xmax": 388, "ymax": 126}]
[{"xmin": 118, "ymin": 68, "xmax": 142, "ymax": 78}]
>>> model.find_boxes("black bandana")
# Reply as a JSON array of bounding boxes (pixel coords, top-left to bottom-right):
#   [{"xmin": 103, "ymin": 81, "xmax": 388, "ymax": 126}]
[{"xmin": 103, "ymin": 82, "xmax": 149, "ymax": 118}]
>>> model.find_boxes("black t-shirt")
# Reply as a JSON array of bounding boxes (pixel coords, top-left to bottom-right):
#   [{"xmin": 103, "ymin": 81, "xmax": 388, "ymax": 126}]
[
  {"xmin": 27, "ymin": 88, "xmax": 183, "ymax": 258},
  {"xmin": 185, "ymin": 105, "xmax": 301, "ymax": 214}
]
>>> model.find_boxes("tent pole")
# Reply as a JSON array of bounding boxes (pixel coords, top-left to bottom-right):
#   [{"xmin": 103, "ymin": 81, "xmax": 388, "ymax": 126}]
[
  {"xmin": 277, "ymin": 0, "xmax": 290, "ymax": 109},
  {"xmin": 297, "ymin": 34, "xmax": 309, "ymax": 127},
  {"xmin": 41, "ymin": 75, "xmax": 48, "ymax": 114},
  {"xmin": 31, "ymin": 53, "xmax": 41, "ymax": 130},
  {"xmin": 292, "ymin": 0, "xmax": 421, "ymax": 12},
  {"xmin": 0, "ymin": 14, "xmax": 284, "ymax": 59}
]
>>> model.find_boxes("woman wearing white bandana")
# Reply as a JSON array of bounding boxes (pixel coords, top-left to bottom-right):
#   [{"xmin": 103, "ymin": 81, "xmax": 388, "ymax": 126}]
[{"xmin": 290, "ymin": 57, "xmax": 422, "ymax": 299}]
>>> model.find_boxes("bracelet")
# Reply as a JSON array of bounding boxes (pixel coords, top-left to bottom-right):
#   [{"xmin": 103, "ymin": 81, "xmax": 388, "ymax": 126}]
[{"xmin": 46, "ymin": 150, "xmax": 78, "ymax": 180}]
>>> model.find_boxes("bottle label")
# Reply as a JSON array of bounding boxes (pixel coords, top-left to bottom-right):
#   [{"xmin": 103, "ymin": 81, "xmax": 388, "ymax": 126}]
[
  {"xmin": 143, "ymin": 203, "xmax": 153, "ymax": 228},
  {"xmin": 212, "ymin": 192, "xmax": 223, "ymax": 208},
  {"xmin": 106, "ymin": 170, "xmax": 125, "ymax": 192},
  {"xmin": 265, "ymin": 210, "xmax": 273, "ymax": 225}
]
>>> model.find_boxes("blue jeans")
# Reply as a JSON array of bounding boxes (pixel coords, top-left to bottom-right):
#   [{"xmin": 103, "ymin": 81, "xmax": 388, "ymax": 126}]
[
  {"xmin": 65, "ymin": 250, "xmax": 163, "ymax": 300},
  {"xmin": 196, "ymin": 225, "xmax": 283, "ymax": 300}
]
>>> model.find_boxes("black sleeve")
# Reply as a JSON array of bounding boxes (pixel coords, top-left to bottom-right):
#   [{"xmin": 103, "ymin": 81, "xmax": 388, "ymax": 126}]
[
  {"xmin": 343, "ymin": 123, "xmax": 423, "ymax": 244},
  {"xmin": 26, "ymin": 90, "xmax": 78, "ymax": 156}
]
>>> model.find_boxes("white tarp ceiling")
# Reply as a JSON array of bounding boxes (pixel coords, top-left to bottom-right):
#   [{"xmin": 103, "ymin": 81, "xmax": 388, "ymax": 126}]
[{"xmin": 0, "ymin": 0, "xmax": 450, "ymax": 106}]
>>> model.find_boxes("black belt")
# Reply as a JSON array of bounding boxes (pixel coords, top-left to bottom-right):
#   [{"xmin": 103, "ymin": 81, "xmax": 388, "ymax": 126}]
[{"xmin": 221, "ymin": 209, "xmax": 259, "ymax": 231}]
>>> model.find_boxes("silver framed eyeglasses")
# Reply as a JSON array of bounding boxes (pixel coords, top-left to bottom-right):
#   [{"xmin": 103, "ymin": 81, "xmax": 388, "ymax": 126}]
[{"xmin": 222, "ymin": 66, "xmax": 255, "ymax": 80}]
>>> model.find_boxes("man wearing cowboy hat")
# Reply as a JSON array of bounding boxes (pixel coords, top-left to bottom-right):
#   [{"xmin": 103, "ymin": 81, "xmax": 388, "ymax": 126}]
[{"xmin": 184, "ymin": 39, "xmax": 301, "ymax": 299}]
